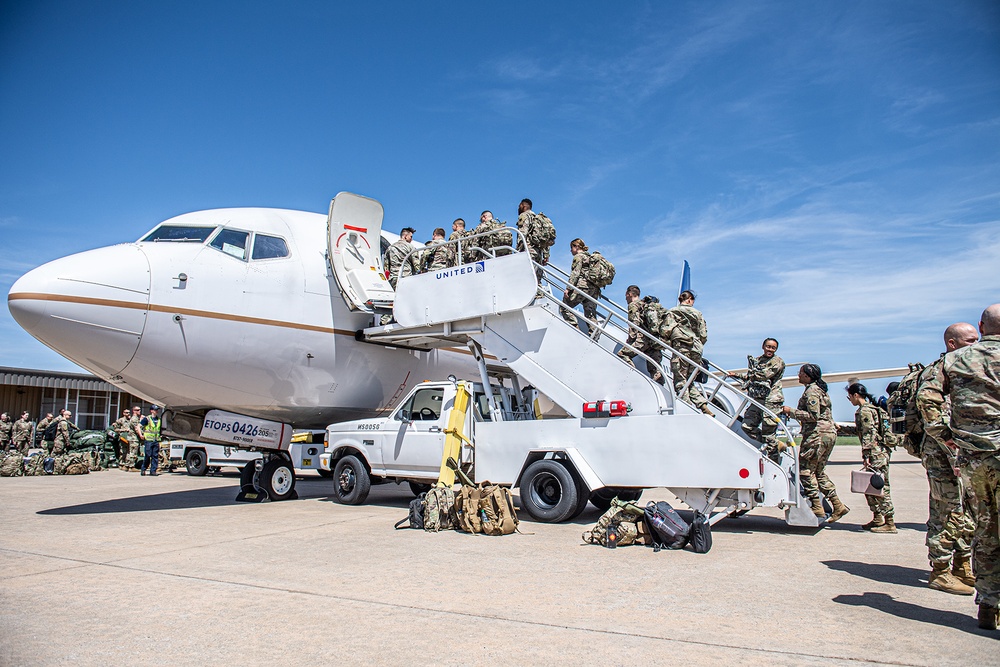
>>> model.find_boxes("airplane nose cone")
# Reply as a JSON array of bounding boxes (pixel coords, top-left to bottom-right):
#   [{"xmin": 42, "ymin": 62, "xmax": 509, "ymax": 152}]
[{"xmin": 8, "ymin": 245, "xmax": 151, "ymax": 376}]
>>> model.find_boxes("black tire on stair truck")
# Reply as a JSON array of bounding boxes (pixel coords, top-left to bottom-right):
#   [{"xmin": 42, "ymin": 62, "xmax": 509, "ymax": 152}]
[
  {"xmin": 408, "ymin": 481, "xmax": 432, "ymax": 497},
  {"xmin": 259, "ymin": 458, "xmax": 296, "ymax": 501},
  {"xmin": 185, "ymin": 448, "xmax": 208, "ymax": 476},
  {"xmin": 333, "ymin": 455, "xmax": 371, "ymax": 505},
  {"xmin": 519, "ymin": 459, "xmax": 580, "ymax": 523},
  {"xmin": 589, "ymin": 487, "xmax": 642, "ymax": 512}
]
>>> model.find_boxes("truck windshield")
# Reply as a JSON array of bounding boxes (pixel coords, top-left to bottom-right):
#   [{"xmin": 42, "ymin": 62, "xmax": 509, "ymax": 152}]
[
  {"xmin": 142, "ymin": 225, "xmax": 217, "ymax": 243},
  {"xmin": 396, "ymin": 388, "xmax": 444, "ymax": 421}
]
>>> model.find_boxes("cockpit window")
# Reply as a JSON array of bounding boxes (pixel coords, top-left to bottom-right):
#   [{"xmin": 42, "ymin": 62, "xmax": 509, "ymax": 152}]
[
  {"xmin": 251, "ymin": 234, "xmax": 289, "ymax": 260},
  {"xmin": 209, "ymin": 228, "xmax": 250, "ymax": 260},
  {"xmin": 142, "ymin": 225, "xmax": 217, "ymax": 243}
]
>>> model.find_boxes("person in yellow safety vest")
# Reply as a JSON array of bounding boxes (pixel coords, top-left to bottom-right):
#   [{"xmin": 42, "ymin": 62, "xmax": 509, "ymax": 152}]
[{"xmin": 139, "ymin": 406, "xmax": 162, "ymax": 477}]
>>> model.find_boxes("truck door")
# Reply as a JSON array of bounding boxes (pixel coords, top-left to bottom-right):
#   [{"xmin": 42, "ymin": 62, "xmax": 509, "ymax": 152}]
[
  {"xmin": 326, "ymin": 191, "xmax": 396, "ymax": 313},
  {"xmin": 381, "ymin": 386, "xmax": 447, "ymax": 477}
]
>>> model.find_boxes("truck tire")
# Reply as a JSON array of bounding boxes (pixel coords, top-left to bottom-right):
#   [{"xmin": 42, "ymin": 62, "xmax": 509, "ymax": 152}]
[
  {"xmin": 408, "ymin": 481, "xmax": 432, "ymax": 497},
  {"xmin": 259, "ymin": 458, "xmax": 296, "ymax": 501},
  {"xmin": 569, "ymin": 476, "xmax": 591, "ymax": 520},
  {"xmin": 185, "ymin": 449, "xmax": 208, "ymax": 476},
  {"xmin": 589, "ymin": 488, "xmax": 643, "ymax": 512},
  {"xmin": 519, "ymin": 460, "xmax": 580, "ymax": 523},
  {"xmin": 333, "ymin": 455, "xmax": 371, "ymax": 505}
]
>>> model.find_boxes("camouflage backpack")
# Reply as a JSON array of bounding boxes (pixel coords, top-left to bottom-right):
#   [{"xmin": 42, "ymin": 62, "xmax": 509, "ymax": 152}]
[
  {"xmin": 475, "ymin": 220, "xmax": 513, "ymax": 255},
  {"xmin": 23, "ymin": 454, "xmax": 47, "ymax": 476},
  {"xmin": 888, "ymin": 362, "xmax": 925, "ymax": 457},
  {"xmin": 63, "ymin": 453, "xmax": 90, "ymax": 476},
  {"xmin": 529, "ymin": 212, "xmax": 557, "ymax": 249},
  {"xmin": 423, "ymin": 486, "xmax": 457, "ymax": 532},
  {"xmin": 641, "ymin": 297, "xmax": 669, "ymax": 341},
  {"xmin": 582, "ymin": 497, "xmax": 644, "ymax": 546},
  {"xmin": 873, "ymin": 404, "xmax": 902, "ymax": 451},
  {"xmin": 455, "ymin": 482, "xmax": 519, "ymax": 536},
  {"xmin": 585, "ymin": 251, "xmax": 616, "ymax": 289},
  {"xmin": 0, "ymin": 452, "xmax": 24, "ymax": 477}
]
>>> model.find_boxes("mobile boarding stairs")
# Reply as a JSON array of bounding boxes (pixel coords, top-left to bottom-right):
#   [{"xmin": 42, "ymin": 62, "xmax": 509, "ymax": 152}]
[{"xmin": 351, "ymin": 226, "xmax": 817, "ymax": 528}]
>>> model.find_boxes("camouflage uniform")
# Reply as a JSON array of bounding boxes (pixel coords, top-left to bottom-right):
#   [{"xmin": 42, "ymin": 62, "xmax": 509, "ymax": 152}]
[
  {"xmin": 917, "ymin": 334, "xmax": 1000, "ymax": 610},
  {"xmin": 0, "ymin": 416, "xmax": 11, "ymax": 451},
  {"xmin": 36, "ymin": 415, "xmax": 53, "ymax": 452},
  {"xmin": 791, "ymin": 383, "xmax": 841, "ymax": 511},
  {"xmin": 420, "ymin": 240, "xmax": 456, "ymax": 272},
  {"xmin": 561, "ymin": 251, "xmax": 600, "ymax": 331},
  {"xmin": 662, "ymin": 304, "xmax": 709, "ymax": 410},
  {"xmin": 856, "ymin": 403, "xmax": 894, "ymax": 519},
  {"xmin": 52, "ymin": 417, "xmax": 73, "ymax": 456},
  {"xmin": 111, "ymin": 415, "xmax": 132, "ymax": 464},
  {"xmin": 471, "ymin": 219, "xmax": 513, "ymax": 261},
  {"xmin": 126, "ymin": 414, "xmax": 142, "ymax": 469},
  {"xmin": 733, "ymin": 354, "xmax": 786, "ymax": 455},
  {"xmin": 383, "ymin": 239, "xmax": 419, "ymax": 289},
  {"xmin": 617, "ymin": 299, "xmax": 664, "ymax": 384},
  {"xmin": 916, "ymin": 356, "xmax": 975, "ymax": 569},
  {"xmin": 448, "ymin": 230, "xmax": 472, "ymax": 264},
  {"xmin": 516, "ymin": 210, "xmax": 551, "ymax": 283},
  {"xmin": 12, "ymin": 417, "xmax": 32, "ymax": 455}
]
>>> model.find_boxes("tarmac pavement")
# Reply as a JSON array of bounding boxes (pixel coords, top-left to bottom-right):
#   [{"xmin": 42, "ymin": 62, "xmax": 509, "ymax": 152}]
[{"xmin": 1, "ymin": 447, "xmax": 997, "ymax": 666}]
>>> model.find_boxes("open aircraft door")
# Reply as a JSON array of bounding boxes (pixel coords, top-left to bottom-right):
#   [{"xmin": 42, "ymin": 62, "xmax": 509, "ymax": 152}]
[{"xmin": 327, "ymin": 192, "xmax": 395, "ymax": 313}]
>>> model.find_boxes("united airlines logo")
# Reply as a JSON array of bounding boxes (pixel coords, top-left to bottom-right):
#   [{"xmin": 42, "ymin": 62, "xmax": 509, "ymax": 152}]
[{"xmin": 435, "ymin": 261, "xmax": 486, "ymax": 279}]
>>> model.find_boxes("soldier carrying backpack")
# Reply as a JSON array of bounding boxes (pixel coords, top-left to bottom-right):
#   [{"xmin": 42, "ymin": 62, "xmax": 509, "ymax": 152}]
[
  {"xmin": 516, "ymin": 198, "xmax": 556, "ymax": 283},
  {"xmin": 561, "ymin": 238, "xmax": 604, "ymax": 338}
]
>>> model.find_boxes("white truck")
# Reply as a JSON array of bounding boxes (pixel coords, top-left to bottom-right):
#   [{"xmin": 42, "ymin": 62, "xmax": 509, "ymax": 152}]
[{"xmin": 319, "ymin": 376, "xmax": 797, "ymax": 524}]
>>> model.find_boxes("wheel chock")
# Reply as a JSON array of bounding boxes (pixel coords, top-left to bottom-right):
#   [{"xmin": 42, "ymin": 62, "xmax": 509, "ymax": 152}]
[{"xmin": 235, "ymin": 484, "xmax": 271, "ymax": 503}]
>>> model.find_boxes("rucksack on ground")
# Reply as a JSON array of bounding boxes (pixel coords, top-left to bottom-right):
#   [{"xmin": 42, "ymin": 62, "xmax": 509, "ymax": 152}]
[
  {"xmin": 423, "ymin": 486, "xmax": 457, "ymax": 531},
  {"xmin": 583, "ymin": 497, "xmax": 644, "ymax": 546},
  {"xmin": 888, "ymin": 362, "xmax": 925, "ymax": 456},
  {"xmin": 687, "ymin": 511, "xmax": 713, "ymax": 554},
  {"xmin": 0, "ymin": 452, "xmax": 24, "ymax": 477},
  {"xmin": 643, "ymin": 500, "xmax": 690, "ymax": 551},
  {"xmin": 585, "ymin": 251, "xmax": 615, "ymax": 289},
  {"xmin": 395, "ymin": 493, "xmax": 426, "ymax": 530},
  {"xmin": 455, "ymin": 482, "xmax": 519, "ymax": 535},
  {"xmin": 23, "ymin": 454, "xmax": 46, "ymax": 477}
]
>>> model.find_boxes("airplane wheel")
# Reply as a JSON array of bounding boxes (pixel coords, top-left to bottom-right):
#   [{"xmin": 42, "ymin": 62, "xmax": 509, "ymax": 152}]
[
  {"xmin": 185, "ymin": 449, "xmax": 208, "ymax": 476},
  {"xmin": 333, "ymin": 455, "xmax": 371, "ymax": 505},
  {"xmin": 259, "ymin": 459, "xmax": 296, "ymax": 501},
  {"xmin": 239, "ymin": 463, "xmax": 259, "ymax": 490},
  {"xmin": 519, "ymin": 460, "xmax": 579, "ymax": 523}
]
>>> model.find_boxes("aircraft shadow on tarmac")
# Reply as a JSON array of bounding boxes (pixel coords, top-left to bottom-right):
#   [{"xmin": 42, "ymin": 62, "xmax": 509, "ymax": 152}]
[
  {"xmin": 38, "ymin": 486, "xmax": 241, "ymax": 515},
  {"xmin": 833, "ymin": 591, "xmax": 991, "ymax": 637}
]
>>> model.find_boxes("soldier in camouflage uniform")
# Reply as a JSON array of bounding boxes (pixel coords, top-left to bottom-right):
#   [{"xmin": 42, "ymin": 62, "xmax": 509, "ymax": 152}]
[
  {"xmin": 111, "ymin": 408, "xmax": 133, "ymax": 466},
  {"xmin": 420, "ymin": 228, "xmax": 456, "ymax": 272},
  {"xmin": 662, "ymin": 291, "xmax": 712, "ymax": 415},
  {"xmin": 470, "ymin": 210, "xmax": 513, "ymax": 261},
  {"xmin": 917, "ymin": 304, "xmax": 1000, "ymax": 631},
  {"xmin": 448, "ymin": 218, "xmax": 470, "ymax": 264},
  {"xmin": 915, "ymin": 322, "xmax": 978, "ymax": 596},
  {"xmin": 617, "ymin": 286, "xmax": 665, "ymax": 385},
  {"xmin": 783, "ymin": 365, "xmax": 849, "ymax": 522},
  {"xmin": 848, "ymin": 383, "xmax": 894, "ymax": 532},
  {"xmin": 729, "ymin": 338, "xmax": 786, "ymax": 459},
  {"xmin": 560, "ymin": 238, "xmax": 600, "ymax": 334},
  {"xmin": 515, "ymin": 198, "xmax": 554, "ymax": 284},
  {"xmin": 12, "ymin": 411, "xmax": 32, "ymax": 455},
  {"xmin": 125, "ymin": 406, "xmax": 144, "ymax": 469},
  {"xmin": 383, "ymin": 227, "xmax": 419, "ymax": 289},
  {"xmin": 35, "ymin": 412, "xmax": 54, "ymax": 451},
  {"xmin": 51, "ymin": 410, "xmax": 75, "ymax": 456},
  {"xmin": 0, "ymin": 413, "xmax": 11, "ymax": 451}
]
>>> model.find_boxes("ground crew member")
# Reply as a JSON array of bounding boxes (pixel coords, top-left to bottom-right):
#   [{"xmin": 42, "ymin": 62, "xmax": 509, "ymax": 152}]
[
  {"xmin": 782, "ymin": 364, "xmax": 849, "ymax": 522},
  {"xmin": 36, "ymin": 412, "xmax": 53, "ymax": 451},
  {"xmin": 139, "ymin": 406, "xmax": 163, "ymax": 476},
  {"xmin": 917, "ymin": 304, "xmax": 1000, "ymax": 631},
  {"xmin": 422, "ymin": 228, "xmax": 455, "ymax": 271},
  {"xmin": 111, "ymin": 408, "xmax": 133, "ymax": 466},
  {"xmin": 729, "ymin": 338, "xmax": 786, "ymax": 460},
  {"xmin": 383, "ymin": 227, "xmax": 418, "ymax": 289},
  {"xmin": 561, "ymin": 238, "xmax": 600, "ymax": 335},
  {"xmin": 52, "ymin": 410, "xmax": 75, "ymax": 456},
  {"xmin": 663, "ymin": 291, "xmax": 712, "ymax": 415},
  {"xmin": 617, "ymin": 285, "xmax": 665, "ymax": 385},
  {"xmin": 12, "ymin": 411, "xmax": 32, "ymax": 455},
  {"xmin": 915, "ymin": 322, "xmax": 978, "ymax": 596},
  {"xmin": 847, "ymin": 383, "xmax": 895, "ymax": 532},
  {"xmin": 0, "ymin": 412, "xmax": 12, "ymax": 451}
]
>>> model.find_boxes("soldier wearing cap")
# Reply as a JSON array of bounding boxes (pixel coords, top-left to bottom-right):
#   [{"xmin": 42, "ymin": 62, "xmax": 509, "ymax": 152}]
[{"xmin": 139, "ymin": 406, "xmax": 163, "ymax": 477}]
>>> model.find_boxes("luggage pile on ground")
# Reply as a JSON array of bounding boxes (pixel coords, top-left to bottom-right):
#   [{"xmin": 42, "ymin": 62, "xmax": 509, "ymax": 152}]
[
  {"xmin": 582, "ymin": 497, "xmax": 713, "ymax": 553},
  {"xmin": 0, "ymin": 450, "xmax": 106, "ymax": 477},
  {"xmin": 396, "ymin": 467, "xmax": 519, "ymax": 536}
]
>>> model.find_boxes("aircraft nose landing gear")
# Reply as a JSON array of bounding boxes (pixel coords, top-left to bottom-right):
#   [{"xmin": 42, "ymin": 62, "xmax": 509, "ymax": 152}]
[{"xmin": 235, "ymin": 453, "xmax": 298, "ymax": 502}]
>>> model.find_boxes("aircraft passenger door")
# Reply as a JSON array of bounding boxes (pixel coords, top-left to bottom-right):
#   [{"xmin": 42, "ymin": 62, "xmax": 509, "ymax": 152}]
[
  {"xmin": 382, "ymin": 387, "xmax": 447, "ymax": 476},
  {"xmin": 327, "ymin": 192, "xmax": 395, "ymax": 313}
]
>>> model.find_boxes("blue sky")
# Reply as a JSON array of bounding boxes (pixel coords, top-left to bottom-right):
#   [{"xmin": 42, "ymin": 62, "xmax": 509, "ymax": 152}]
[{"xmin": 2, "ymin": 1, "xmax": 998, "ymax": 419}]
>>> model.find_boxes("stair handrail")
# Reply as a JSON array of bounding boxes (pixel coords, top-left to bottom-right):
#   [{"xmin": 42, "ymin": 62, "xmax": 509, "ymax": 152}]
[{"xmin": 395, "ymin": 226, "xmax": 525, "ymax": 285}]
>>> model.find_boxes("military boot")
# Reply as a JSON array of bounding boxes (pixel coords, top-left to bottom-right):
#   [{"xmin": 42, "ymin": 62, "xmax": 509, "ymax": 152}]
[
  {"xmin": 952, "ymin": 555, "xmax": 975, "ymax": 587},
  {"xmin": 928, "ymin": 562, "xmax": 974, "ymax": 595},
  {"xmin": 861, "ymin": 514, "xmax": 884, "ymax": 530},
  {"xmin": 979, "ymin": 604, "xmax": 999, "ymax": 631},
  {"xmin": 870, "ymin": 518, "xmax": 897, "ymax": 534},
  {"xmin": 700, "ymin": 404, "xmax": 715, "ymax": 417},
  {"xmin": 827, "ymin": 496, "xmax": 850, "ymax": 523},
  {"xmin": 810, "ymin": 497, "xmax": 827, "ymax": 519}
]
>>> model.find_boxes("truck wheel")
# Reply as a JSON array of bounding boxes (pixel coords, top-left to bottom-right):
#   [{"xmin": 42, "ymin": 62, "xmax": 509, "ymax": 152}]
[
  {"xmin": 259, "ymin": 459, "xmax": 296, "ymax": 501},
  {"xmin": 185, "ymin": 449, "xmax": 208, "ymax": 476},
  {"xmin": 333, "ymin": 455, "xmax": 371, "ymax": 505},
  {"xmin": 519, "ymin": 460, "xmax": 579, "ymax": 523},
  {"xmin": 568, "ymin": 476, "xmax": 591, "ymax": 520},
  {"xmin": 408, "ymin": 481, "xmax": 432, "ymax": 497}
]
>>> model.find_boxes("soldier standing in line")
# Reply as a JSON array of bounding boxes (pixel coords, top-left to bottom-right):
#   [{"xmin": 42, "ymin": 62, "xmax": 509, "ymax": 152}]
[
  {"xmin": 915, "ymin": 322, "xmax": 978, "ymax": 596},
  {"xmin": 471, "ymin": 210, "xmax": 513, "ymax": 260},
  {"xmin": 617, "ymin": 286, "xmax": 665, "ymax": 385},
  {"xmin": 847, "ymin": 383, "xmax": 894, "ymax": 532},
  {"xmin": 448, "ymin": 218, "xmax": 469, "ymax": 265},
  {"xmin": 782, "ymin": 364, "xmax": 850, "ymax": 522},
  {"xmin": 422, "ymin": 228, "xmax": 455, "ymax": 272},
  {"xmin": 515, "ymin": 198, "xmax": 555, "ymax": 284},
  {"xmin": 12, "ymin": 411, "xmax": 32, "ymax": 455},
  {"xmin": 729, "ymin": 338, "xmax": 786, "ymax": 460},
  {"xmin": 917, "ymin": 304, "xmax": 1000, "ymax": 631},
  {"xmin": 383, "ymin": 227, "xmax": 418, "ymax": 289},
  {"xmin": 111, "ymin": 408, "xmax": 133, "ymax": 466},
  {"xmin": 126, "ymin": 405, "xmax": 144, "ymax": 470},
  {"xmin": 662, "ymin": 291, "xmax": 712, "ymax": 415},
  {"xmin": 0, "ymin": 413, "xmax": 12, "ymax": 451},
  {"xmin": 51, "ymin": 410, "xmax": 75, "ymax": 457},
  {"xmin": 560, "ymin": 238, "xmax": 599, "ymax": 334},
  {"xmin": 35, "ymin": 412, "xmax": 53, "ymax": 451}
]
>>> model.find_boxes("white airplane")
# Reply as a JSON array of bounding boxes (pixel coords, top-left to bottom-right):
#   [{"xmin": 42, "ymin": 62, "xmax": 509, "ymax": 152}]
[{"xmin": 7, "ymin": 193, "xmax": 479, "ymax": 443}]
